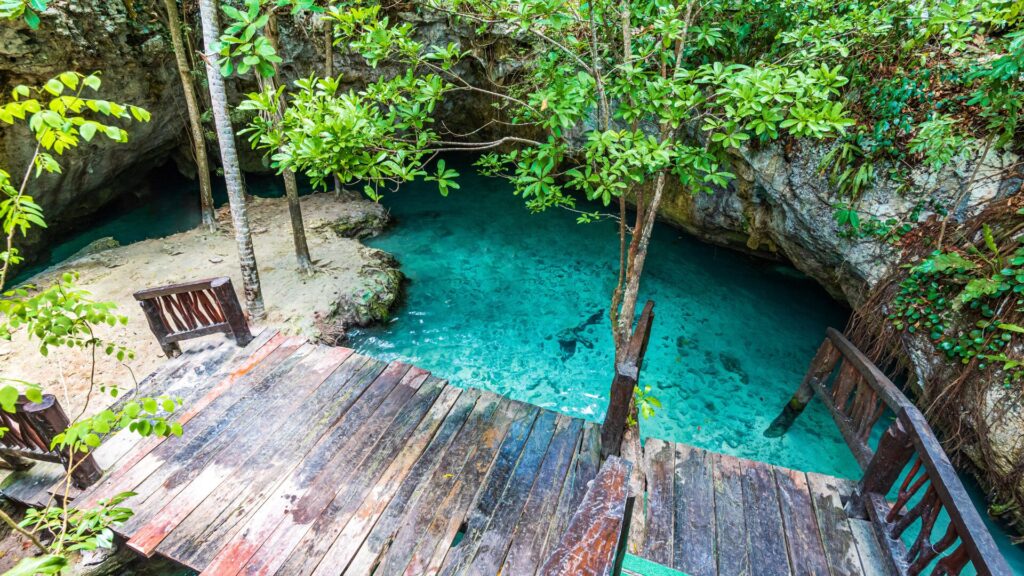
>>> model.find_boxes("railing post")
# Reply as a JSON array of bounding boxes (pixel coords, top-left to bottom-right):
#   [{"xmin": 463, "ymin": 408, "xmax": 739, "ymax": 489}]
[
  {"xmin": 846, "ymin": 410, "xmax": 914, "ymax": 519},
  {"xmin": 22, "ymin": 395, "xmax": 103, "ymax": 489},
  {"xmin": 210, "ymin": 277, "xmax": 253, "ymax": 347},
  {"xmin": 764, "ymin": 337, "xmax": 840, "ymax": 437},
  {"xmin": 601, "ymin": 301, "xmax": 654, "ymax": 460}
]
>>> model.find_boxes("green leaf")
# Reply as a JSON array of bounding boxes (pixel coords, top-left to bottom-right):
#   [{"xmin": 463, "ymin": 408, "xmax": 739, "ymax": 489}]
[
  {"xmin": 58, "ymin": 71, "xmax": 79, "ymax": 90},
  {"xmin": 82, "ymin": 74, "xmax": 101, "ymax": 91},
  {"xmin": 23, "ymin": 8, "xmax": 41, "ymax": 29},
  {"xmin": 80, "ymin": 122, "xmax": 97, "ymax": 141},
  {"xmin": 43, "ymin": 78, "xmax": 63, "ymax": 96},
  {"xmin": 4, "ymin": 554, "xmax": 68, "ymax": 576},
  {"xmin": 0, "ymin": 386, "xmax": 18, "ymax": 413}
]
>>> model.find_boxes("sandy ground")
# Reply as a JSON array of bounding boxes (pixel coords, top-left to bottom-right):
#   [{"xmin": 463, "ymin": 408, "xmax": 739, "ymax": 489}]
[{"xmin": 0, "ymin": 193, "xmax": 398, "ymax": 420}]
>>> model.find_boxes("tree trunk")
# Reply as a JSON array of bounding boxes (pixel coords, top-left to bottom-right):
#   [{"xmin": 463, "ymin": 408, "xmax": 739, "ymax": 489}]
[
  {"xmin": 266, "ymin": 12, "xmax": 314, "ymax": 274},
  {"xmin": 324, "ymin": 20, "xmax": 343, "ymax": 197},
  {"xmin": 197, "ymin": 0, "xmax": 266, "ymax": 320},
  {"xmin": 163, "ymin": 0, "xmax": 216, "ymax": 231},
  {"xmin": 616, "ymin": 170, "xmax": 668, "ymax": 358}
]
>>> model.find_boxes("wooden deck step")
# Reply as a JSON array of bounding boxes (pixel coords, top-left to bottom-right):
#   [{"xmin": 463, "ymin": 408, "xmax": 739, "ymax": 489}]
[{"xmin": 634, "ymin": 439, "xmax": 895, "ymax": 576}]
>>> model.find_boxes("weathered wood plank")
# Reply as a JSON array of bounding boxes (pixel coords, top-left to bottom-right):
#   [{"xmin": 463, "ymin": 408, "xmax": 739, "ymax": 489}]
[
  {"xmin": 538, "ymin": 456, "xmax": 633, "ymax": 576},
  {"xmin": 712, "ymin": 452, "xmax": 748, "ymax": 576},
  {"xmin": 342, "ymin": 393, "xmax": 520, "ymax": 573},
  {"xmin": 500, "ymin": 416, "xmax": 583, "ymax": 576},
  {"xmin": 1, "ymin": 461, "xmax": 65, "ymax": 508},
  {"xmin": 396, "ymin": 400, "xmax": 529, "ymax": 576},
  {"xmin": 73, "ymin": 334, "xmax": 300, "ymax": 510},
  {"xmin": 98, "ymin": 339, "xmax": 311, "ymax": 508},
  {"xmin": 773, "ymin": 467, "xmax": 830, "ymax": 576},
  {"xmin": 536, "ymin": 422, "xmax": 589, "ymax": 564},
  {"xmin": 741, "ymin": 460, "xmax": 791, "ymax": 576},
  {"xmin": 436, "ymin": 404, "xmax": 541, "ymax": 575},
  {"xmin": 324, "ymin": 390, "xmax": 492, "ymax": 575},
  {"xmin": 120, "ymin": 345, "xmax": 351, "ymax": 535},
  {"xmin": 848, "ymin": 519, "xmax": 889, "ymax": 576},
  {"xmin": 673, "ymin": 443, "xmax": 716, "ymax": 576},
  {"xmin": 553, "ymin": 421, "xmax": 602, "ymax": 550},
  {"xmin": 641, "ymin": 438, "xmax": 674, "ymax": 566},
  {"xmin": 459, "ymin": 409, "xmax": 559, "ymax": 574},
  {"xmin": 160, "ymin": 356, "xmax": 391, "ymax": 566},
  {"xmin": 231, "ymin": 372, "xmax": 447, "ymax": 576},
  {"xmin": 806, "ymin": 472, "xmax": 864, "ymax": 576},
  {"xmin": 86, "ymin": 329, "xmax": 278, "ymax": 475},
  {"xmin": 198, "ymin": 368, "xmax": 436, "ymax": 576},
  {"xmin": 274, "ymin": 382, "xmax": 464, "ymax": 575},
  {"xmin": 126, "ymin": 350, "xmax": 368, "ymax": 556},
  {"xmin": 348, "ymin": 391, "xmax": 502, "ymax": 576}
]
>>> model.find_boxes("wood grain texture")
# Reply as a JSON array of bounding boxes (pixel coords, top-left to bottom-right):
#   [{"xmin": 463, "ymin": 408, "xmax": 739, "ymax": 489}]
[
  {"xmin": 538, "ymin": 456, "xmax": 632, "ymax": 576},
  {"xmin": 126, "ymin": 350, "xmax": 365, "ymax": 556},
  {"xmin": 642, "ymin": 438, "xmax": 675, "ymax": 566},
  {"xmin": 673, "ymin": 443, "xmax": 715, "ymax": 576},
  {"xmin": 807, "ymin": 472, "xmax": 864, "ymax": 576},
  {"xmin": 773, "ymin": 467, "xmax": 829, "ymax": 576},
  {"xmin": 712, "ymin": 453, "xmax": 748, "ymax": 576}
]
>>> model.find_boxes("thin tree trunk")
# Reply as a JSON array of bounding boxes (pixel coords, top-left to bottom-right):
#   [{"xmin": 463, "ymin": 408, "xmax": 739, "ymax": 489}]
[
  {"xmin": 617, "ymin": 170, "xmax": 667, "ymax": 348},
  {"xmin": 266, "ymin": 12, "xmax": 314, "ymax": 274},
  {"xmin": 324, "ymin": 20, "xmax": 343, "ymax": 197},
  {"xmin": 197, "ymin": 0, "xmax": 266, "ymax": 320},
  {"xmin": 163, "ymin": 0, "xmax": 216, "ymax": 231}
]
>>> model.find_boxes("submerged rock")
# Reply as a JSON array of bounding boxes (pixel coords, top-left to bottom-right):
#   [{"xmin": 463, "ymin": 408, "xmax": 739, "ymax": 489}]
[{"xmin": 66, "ymin": 237, "xmax": 120, "ymax": 263}]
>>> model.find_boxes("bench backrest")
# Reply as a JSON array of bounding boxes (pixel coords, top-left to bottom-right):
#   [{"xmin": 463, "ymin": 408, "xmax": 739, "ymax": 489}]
[{"xmin": 134, "ymin": 277, "xmax": 252, "ymax": 357}]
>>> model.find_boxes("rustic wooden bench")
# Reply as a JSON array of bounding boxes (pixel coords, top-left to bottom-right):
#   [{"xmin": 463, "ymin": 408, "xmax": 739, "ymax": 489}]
[
  {"xmin": 0, "ymin": 394, "xmax": 101, "ymax": 489},
  {"xmin": 134, "ymin": 277, "xmax": 253, "ymax": 357}
]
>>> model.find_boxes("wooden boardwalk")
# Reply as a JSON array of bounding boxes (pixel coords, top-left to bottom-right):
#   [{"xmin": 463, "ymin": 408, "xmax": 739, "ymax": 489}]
[
  {"xmin": 632, "ymin": 439, "xmax": 889, "ymax": 576},
  {"xmin": 44, "ymin": 329, "xmax": 604, "ymax": 575},
  {"xmin": 1, "ymin": 301, "xmax": 1010, "ymax": 575}
]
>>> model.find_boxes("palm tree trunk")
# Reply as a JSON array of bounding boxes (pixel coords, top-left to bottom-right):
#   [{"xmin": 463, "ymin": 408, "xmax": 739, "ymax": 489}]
[
  {"xmin": 197, "ymin": 0, "xmax": 266, "ymax": 320},
  {"xmin": 266, "ymin": 12, "xmax": 314, "ymax": 274},
  {"xmin": 163, "ymin": 0, "xmax": 216, "ymax": 231}
]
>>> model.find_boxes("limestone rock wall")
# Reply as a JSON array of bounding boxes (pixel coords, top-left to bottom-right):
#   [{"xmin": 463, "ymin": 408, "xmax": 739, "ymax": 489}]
[{"xmin": 0, "ymin": 0, "xmax": 183, "ymax": 261}]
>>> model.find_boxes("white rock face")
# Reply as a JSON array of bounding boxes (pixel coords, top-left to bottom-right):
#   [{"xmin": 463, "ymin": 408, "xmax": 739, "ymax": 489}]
[{"xmin": 659, "ymin": 140, "xmax": 1019, "ymax": 304}]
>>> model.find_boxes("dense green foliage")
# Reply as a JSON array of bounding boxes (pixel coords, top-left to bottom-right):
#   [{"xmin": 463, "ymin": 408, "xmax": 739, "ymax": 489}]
[{"xmin": 0, "ymin": 68, "xmax": 182, "ymax": 576}]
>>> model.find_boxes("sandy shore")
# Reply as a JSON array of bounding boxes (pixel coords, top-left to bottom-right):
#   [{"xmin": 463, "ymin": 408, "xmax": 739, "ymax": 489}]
[{"xmin": 0, "ymin": 193, "xmax": 402, "ymax": 419}]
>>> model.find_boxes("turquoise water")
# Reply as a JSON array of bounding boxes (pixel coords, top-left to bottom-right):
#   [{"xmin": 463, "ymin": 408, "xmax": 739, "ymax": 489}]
[
  {"xmin": 19, "ymin": 162, "xmax": 1023, "ymax": 571},
  {"xmin": 348, "ymin": 166, "xmax": 860, "ymax": 477}
]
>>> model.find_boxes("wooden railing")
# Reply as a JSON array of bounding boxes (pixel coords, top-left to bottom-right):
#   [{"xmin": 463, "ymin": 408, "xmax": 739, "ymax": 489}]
[
  {"xmin": 0, "ymin": 395, "xmax": 102, "ymax": 488},
  {"xmin": 600, "ymin": 300, "xmax": 655, "ymax": 460},
  {"xmin": 768, "ymin": 328, "xmax": 1011, "ymax": 575},
  {"xmin": 539, "ymin": 456, "xmax": 633, "ymax": 576},
  {"xmin": 134, "ymin": 277, "xmax": 253, "ymax": 357}
]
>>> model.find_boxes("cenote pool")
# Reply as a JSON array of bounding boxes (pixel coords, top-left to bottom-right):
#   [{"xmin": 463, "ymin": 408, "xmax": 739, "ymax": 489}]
[
  {"xmin": 349, "ymin": 168, "xmax": 857, "ymax": 477},
  {"xmin": 22, "ymin": 163, "xmax": 1024, "ymax": 572}
]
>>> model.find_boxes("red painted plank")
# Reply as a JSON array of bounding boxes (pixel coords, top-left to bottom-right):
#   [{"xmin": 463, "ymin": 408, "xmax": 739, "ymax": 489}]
[
  {"xmin": 197, "ymin": 365, "xmax": 430, "ymax": 576},
  {"xmin": 125, "ymin": 346, "xmax": 354, "ymax": 556}
]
